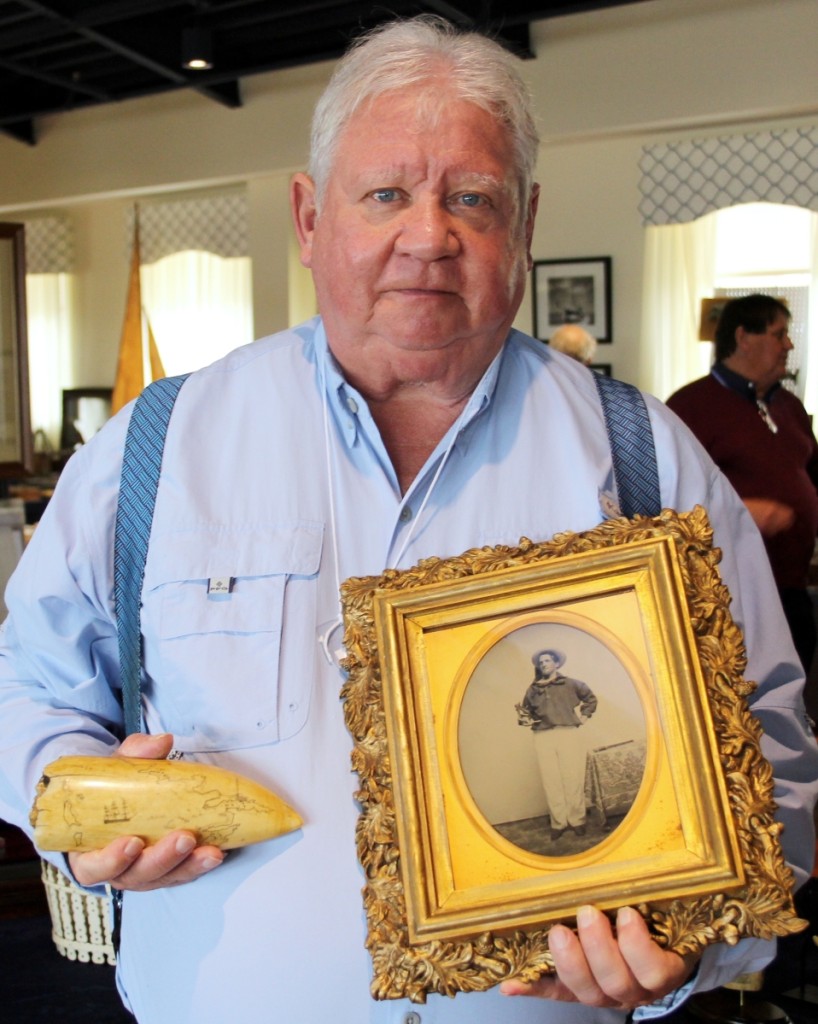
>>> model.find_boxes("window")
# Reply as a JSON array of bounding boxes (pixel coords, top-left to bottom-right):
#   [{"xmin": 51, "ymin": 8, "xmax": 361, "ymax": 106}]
[
  {"xmin": 140, "ymin": 250, "xmax": 253, "ymax": 377},
  {"xmin": 714, "ymin": 203, "xmax": 811, "ymax": 403},
  {"xmin": 26, "ymin": 273, "xmax": 75, "ymax": 452},
  {"xmin": 641, "ymin": 202, "xmax": 818, "ymax": 417},
  {"xmin": 23, "ymin": 216, "xmax": 76, "ymax": 453}
]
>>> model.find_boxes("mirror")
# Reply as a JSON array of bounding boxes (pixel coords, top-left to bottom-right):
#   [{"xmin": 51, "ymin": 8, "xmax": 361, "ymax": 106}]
[{"xmin": 0, "ymin": 223, "xmax": 32, "ymax": 479}]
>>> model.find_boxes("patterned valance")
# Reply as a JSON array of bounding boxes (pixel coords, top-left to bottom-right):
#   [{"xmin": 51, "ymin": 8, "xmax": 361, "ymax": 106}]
[
  {"xmin": 639, "ymin": 125, "xmax": 818, "ymax": 225},
  {"xmin": 23, "ymin": 215, "xmax": 74, "ymax": 274},
  {"xmin": 129, "ymin": 192, "xmax": 248, "ymax": 264}
]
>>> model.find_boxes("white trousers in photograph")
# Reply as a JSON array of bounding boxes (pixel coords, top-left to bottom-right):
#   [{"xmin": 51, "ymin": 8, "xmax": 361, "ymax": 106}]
[{"xmin": 533, "ymin": 725, "xmax": 588, "ymax": 830}]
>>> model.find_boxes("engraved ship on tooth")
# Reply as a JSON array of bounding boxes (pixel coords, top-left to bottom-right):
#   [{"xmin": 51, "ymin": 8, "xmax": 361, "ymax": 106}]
[{"xmin": 30, "ymin": 755, "xmax": 302, "ymax": 851}]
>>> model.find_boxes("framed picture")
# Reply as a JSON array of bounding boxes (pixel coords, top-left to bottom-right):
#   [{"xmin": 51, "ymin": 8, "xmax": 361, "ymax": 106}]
[
  {"xmin": 699, "ymin": 297, "xmax": 727, "ymax": 342},
  {"xmin": 339, "ymin": 507, "xmax": 802, "ymax": 1002},
  {"xmin": 533, "ymin": 256, "xmax": 612, "ymax": 343},
  {"xmin": 60, "ymin": 387, "xmax": 113, "ymax": 452},
  {"xmin": 0, "ymin": 223, "xmax": 33, "ymax": 477}
]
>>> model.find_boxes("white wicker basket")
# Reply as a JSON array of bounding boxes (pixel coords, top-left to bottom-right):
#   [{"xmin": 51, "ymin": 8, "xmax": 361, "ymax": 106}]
[{"xmin": 40, "ymin": 860, "xmax": 116, "ymax": 965}]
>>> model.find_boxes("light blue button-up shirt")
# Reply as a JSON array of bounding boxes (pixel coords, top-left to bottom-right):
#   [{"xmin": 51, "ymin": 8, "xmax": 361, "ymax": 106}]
[{"xmin": 0, "ymin": 319, "xmax": 815, "ymax": 1023}]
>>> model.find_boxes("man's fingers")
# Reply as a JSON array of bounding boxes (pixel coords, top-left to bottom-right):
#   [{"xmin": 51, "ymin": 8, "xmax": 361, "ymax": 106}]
[
  {"xmin": 616, "ymin": 906, "xmax": 693, "ymax": 993},
  {"xmin": 500, "ymin": 975, "xmax": 574, "ymax": 1001},
  {"xmin": 69, "ymin": 830, "xmax": 224, "ymax": 891},
  {"xmin": 109, "ymin": 832, "xmax": 224, "ymax": 889},
  {"xmin": 69, "ymin": 833, "xmax": 146, "ymax": 887},
  {"xmin": 549, "ymin": 911, "xmax": 631, "ymax": 1007},
  {"xmin": 117, "ymin": 731, "xmax": 174, "ymax": 760},
  {"xmin": 502, "ymin": 906, "xmax": 697, "ymax": 1009}
]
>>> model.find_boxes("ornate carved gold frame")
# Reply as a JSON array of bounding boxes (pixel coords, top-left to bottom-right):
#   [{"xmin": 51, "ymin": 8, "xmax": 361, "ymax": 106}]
[{"xmin": 339, "ymin": 507, "xmax": 804, "ymax": 1003}]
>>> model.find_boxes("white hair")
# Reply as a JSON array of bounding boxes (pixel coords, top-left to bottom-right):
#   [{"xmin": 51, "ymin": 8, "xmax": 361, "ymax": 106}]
[
  {"xmin": 308, "ymin": 15, "xmax": 539, "ymax": 213},
  {"xmin": 549, "ymin": 324, "xmax": 598, "ymax": 364}
]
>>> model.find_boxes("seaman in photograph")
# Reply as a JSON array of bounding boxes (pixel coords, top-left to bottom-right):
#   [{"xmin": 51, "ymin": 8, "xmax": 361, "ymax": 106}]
[{"xmin": 516, "ymin": 648, "xmax": 598, "ymax": 840}]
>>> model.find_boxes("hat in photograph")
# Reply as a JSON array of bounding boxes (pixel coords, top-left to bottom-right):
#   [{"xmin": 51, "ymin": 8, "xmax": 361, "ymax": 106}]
[{"xmin": 532, "ymin": 648, "xmax": 565, "ymax": 668}]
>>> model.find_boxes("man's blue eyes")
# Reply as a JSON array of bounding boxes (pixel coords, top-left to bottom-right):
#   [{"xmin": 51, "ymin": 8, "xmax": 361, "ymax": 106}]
[{"xmin": 370, "ymin": 191, "xmax": 485, "ymax": 206}]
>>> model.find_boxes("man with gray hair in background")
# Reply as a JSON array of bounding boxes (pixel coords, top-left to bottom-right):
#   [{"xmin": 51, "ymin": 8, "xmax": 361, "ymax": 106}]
[
  {"xmin": 549, "ymin": 323, "xmax": 598, "ymax": 365},
  {"xmin": 0, "ymin": 16, "xmax": 815, "ymax": 1024}
]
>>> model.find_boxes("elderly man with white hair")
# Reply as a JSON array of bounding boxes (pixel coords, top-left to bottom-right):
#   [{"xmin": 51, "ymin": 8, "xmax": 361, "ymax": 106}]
[{"xmin": 0, "ymin": 15, "xmax": 815, "ymax": 1024}]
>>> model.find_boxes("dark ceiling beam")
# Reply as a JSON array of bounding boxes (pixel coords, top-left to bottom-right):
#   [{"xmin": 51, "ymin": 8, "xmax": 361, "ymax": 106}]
[
  {"xmin": 0, "ymin": 0, "xmax": 648, "ymax": 149},
  {"xmin": 16, "ymin": 0, "xmax": 190, "ymax": 86},
  {"xmin": 0, "ymin": 0, "xmax": 172, "ymax": 48},
  {"xmin": 1, "ymin": 120, "xmax": 36, "ymax": 145},
  {"xmin": 494, "ymin": 24, "xmax": 534, "ymax": 59},
  {"xmin": 0, "ymin": 52, "xmax": 111, "ymax": 101},
  {"xmin": 0, "ymin": 74, "xmax": 242, "ymax": 146},
  {"xmin": 526, "ymin": 0, "xmax": 645, "ymax": 14},
  {"xmin": 420, "ymin": 1, "xmax": 478, "ymax": 28},
  {"xmin": 194, "ymin": 79, "xmax": 243, "ymax": 110}
]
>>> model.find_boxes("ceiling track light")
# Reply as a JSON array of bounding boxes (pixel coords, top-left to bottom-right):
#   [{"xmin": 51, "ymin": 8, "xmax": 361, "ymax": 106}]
[{"xmin": 182, "ymin": 25, "xmax": 213, "ymax": 71}]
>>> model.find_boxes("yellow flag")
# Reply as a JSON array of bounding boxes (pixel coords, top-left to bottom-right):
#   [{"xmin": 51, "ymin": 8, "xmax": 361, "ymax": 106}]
[
  {"xmin": 111, "ymin": 214, "xmax": 166, "ymax": 414},
  {"xmin": 148, "ymin": 322, "xmax": 166, "ymax": 383}
]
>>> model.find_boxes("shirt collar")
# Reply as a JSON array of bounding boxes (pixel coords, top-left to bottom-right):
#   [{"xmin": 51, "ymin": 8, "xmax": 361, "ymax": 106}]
[
  {"xmin": 312, "ymin": 320, "xmax": 356, "ymax": 449},
  {"xmin": 313, "ymin": 316, "xmax": 506, "ymax": 452},
  {"xmin": 711, "ymin": 362, "xmax": 780, "ymax": 403},
  {"xmin": 533, "ymin": 674, "xmax": 565, "ymax": 686}
]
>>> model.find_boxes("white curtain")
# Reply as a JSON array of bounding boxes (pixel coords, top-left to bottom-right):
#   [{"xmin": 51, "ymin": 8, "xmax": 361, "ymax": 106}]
[
  {"xmin": 640, "ymin": 215, "xmax": 717, "ymax": 401},
  {"xmin": 140, "ymin": 251, "xmax": 253, "ymax": 377},
  {"xmin": 26, "ymin": 273, "xmax": 75, "ymax": 451}
]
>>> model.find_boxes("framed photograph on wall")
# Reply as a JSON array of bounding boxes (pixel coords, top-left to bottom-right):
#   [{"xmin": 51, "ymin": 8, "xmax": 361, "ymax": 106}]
[
  {"xmin": 699, "ymin": 297, "xmax": 728, "ymax": 342},
  {"xmin": 60, "ymin": 387, "xmax": 113, "ymax": 452},
  {"xmin": 533, "ymin": 256, "xmax": 612, "ymax": 344},
  {"xmin": 339, "ymin": 507, "xmax": 803, "ymax": 1002},
  {"xmin": 0, "ymin": 223, "xmax": 33, "ymax": 477}
]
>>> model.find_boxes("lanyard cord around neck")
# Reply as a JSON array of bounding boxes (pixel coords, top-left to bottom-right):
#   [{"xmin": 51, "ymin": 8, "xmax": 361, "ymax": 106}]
[
  {"xmin": 317, "ymin": 352, "xmax": 469, "ymax": 662},
  {"xmin": 318, "ymin": 354, "xmax": 344, "ymax": 664},
  {"xmin": 389, "ymin": 409, "xmax": 465, "ymax": 568}
]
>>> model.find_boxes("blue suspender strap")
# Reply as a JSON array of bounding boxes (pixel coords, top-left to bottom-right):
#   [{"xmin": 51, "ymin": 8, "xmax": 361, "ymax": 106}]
[
  {"xmin": 114, "ymin": 374, "xmax": 189, "ymax": 738},
  {"xmin": 592, "ymin": 372, "xmax": 661, "ymax": 519}
]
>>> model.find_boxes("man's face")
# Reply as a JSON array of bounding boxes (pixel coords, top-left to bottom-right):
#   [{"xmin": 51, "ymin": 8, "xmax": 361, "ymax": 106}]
[
  {"xmin": 292, "ymin": 84, "xmax": 538, "ymax": 394},
  {"xmin": 537, "ymin": 653, "xmax": 558, "ymax": 676},
  {"xmin": 735, "ymin": 312, "xmax": 793, "ymax": 394}
]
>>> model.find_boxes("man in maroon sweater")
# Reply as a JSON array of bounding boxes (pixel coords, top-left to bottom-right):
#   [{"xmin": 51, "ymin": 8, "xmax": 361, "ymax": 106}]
[{"xmin": 667, "ymin": 294, "xmax": 818, "ymax": 702}]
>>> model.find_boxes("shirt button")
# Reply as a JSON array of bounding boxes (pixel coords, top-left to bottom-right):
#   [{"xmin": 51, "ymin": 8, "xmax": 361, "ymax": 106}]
[
  {"xmin": 403, "ymin": 1014, "xmax": 421, "ymax": 1024},
  {"xmin": 399, "ymin": 506, "xmax": 413, "ymax": 523},
  {"xmin": 345, "ymin": 396, "xmax": 358, "ymax": 414}
]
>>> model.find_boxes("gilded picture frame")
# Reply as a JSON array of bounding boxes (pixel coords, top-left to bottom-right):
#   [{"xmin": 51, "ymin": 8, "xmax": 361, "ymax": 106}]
[{"xmin": 339, "ymin": 507, "xmax": 804, "ymax": 1003}]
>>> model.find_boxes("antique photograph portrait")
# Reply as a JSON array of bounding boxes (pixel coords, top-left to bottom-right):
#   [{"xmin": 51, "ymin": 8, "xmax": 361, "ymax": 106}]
[{"xmin": 459, "ymin": 621, "xmax": 646, "ymax": 859}]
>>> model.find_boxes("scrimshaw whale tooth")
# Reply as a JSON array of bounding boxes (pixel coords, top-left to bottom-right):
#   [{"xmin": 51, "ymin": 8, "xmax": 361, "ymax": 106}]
[{"xmin": 30, "ymin": 755, "xmax": 302, "ymax": 852}]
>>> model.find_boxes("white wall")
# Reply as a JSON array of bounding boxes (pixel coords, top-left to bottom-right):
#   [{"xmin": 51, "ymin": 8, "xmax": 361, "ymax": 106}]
[{"xmin": 1, "ymin": 0, "xmax": 817, "ymax": 392}]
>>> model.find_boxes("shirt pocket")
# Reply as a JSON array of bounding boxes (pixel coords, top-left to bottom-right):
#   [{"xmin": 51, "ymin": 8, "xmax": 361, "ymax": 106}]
[{"xmin": 140, "ymin": 521, "xmax": 323, "ymax": 753}]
